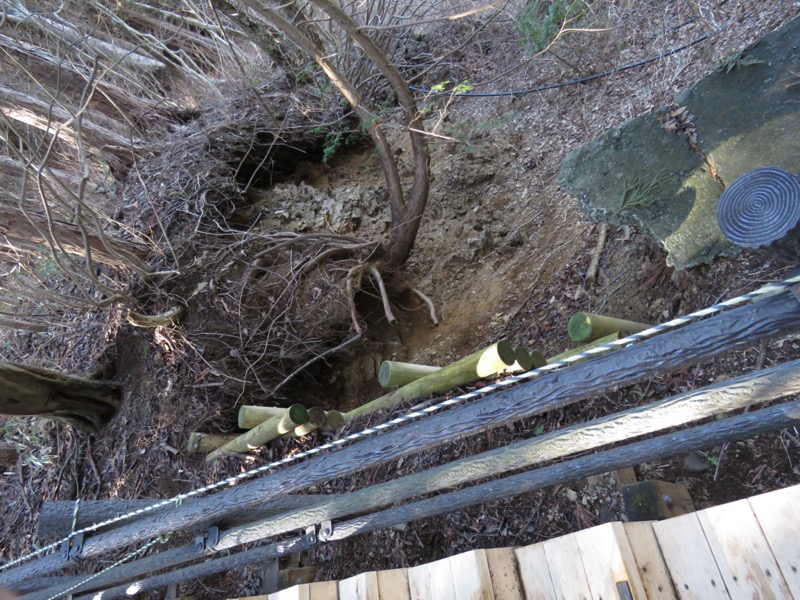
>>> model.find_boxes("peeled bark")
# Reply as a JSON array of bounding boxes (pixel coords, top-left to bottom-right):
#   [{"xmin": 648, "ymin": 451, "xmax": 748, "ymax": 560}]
[{"xmin": 0, "ymin": 361, "xmax": 121, "ymax": 432}]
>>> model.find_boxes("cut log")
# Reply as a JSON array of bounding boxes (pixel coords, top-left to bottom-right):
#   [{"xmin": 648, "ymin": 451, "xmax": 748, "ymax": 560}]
[
  {"xmin": 378, "ymin": 361, "xmax": 440, "ymax": 388},
  {"xmin": 547, "ymin": 333, "xmax": 621, "ymax": 364},
  {"xmin": 322, "ymin": 410, "xmax": 346, "ymax": 431},
  {"xmin": 718, "ymin": 166, "xmax": 800, "ymax": 263},
  {"xmin": 344, "ymin": 342, "xmax": 516, "ymax": 421},
  {"xmin": 567, "ymin": 313, "xmax": 649, "ymax": 343},
  {"xmin": 238, "ymin": 406, "xmax": 288, "ymax": 429},
  {"xmin": 289, "ymin": 407, "xmax": 328, "ymax": 437},
  {"xmin": 206, "ymin": 404, "xmax": 308, "ymax": 462},
  {"xmin": 186, "ymin": 433, "xmax": 239, "ymax": 454},
  {"xmin": 507, "ymin": 347, "xmax": 546, "ymax": 374}
]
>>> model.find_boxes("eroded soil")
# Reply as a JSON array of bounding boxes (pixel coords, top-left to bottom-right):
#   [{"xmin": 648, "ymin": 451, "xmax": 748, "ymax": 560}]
[{"xmin": 2, "ymin": 1, "xmax": 800, "ymax": 598}]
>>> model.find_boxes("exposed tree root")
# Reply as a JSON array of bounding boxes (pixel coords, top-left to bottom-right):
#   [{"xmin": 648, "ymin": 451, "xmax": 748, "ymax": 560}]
[{"xmin": 412, "ymin": 287, "xmax": 439, "ymax": 326}]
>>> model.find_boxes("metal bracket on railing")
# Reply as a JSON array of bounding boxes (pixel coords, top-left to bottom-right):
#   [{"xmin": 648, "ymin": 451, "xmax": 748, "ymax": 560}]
[
  {"xmin": 318, "ymin": 520, "xmax": 333, "ymax": 541},
  {"xmin": 61, "ymin": 533, "xmax": 84, "ymax": 561},
  {"xmin": 194, "ymin": 526, "xmax": 220, "ymax": 552},
  {"xmin": 304, "ymin": 525, "xmax": 317, "ymax": 544}
]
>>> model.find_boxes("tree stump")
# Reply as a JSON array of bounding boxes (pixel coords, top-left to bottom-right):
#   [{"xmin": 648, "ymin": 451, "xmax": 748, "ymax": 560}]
[{"xmin": 717, "ymin": 166, "xmax": 800, "ymax": 263}]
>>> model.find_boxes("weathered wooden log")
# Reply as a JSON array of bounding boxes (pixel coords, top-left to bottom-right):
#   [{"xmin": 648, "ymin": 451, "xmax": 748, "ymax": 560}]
[
  {"xmin": 9, "ymin": 289, "xmax": 800, "ymax": 585},
  {"xmin": 567, "ymin": 312, "xmax": 649, "ymax": 342},
  {"xmin": 327, "ymin": 400, "xmax": 800, "ymax": 542},
  {"xmin": 186, "ymin": 433, "xmax": 239, "ymax": 454},
  {"xmin": 38, "ymin": 358, "xmax": 800, "ymax": 599},
  {"xmin": 718, "ymin": 166, "xmax": 800, "ymax": 263},
  {"xmin": 378, "ymin": 361, "xmax": 439, "ymax": 388},
  {"xmin": 66, "ymin": 399, "xmax": 800, "ymax": 600},
  {"xmin": 238, "ymin": 406, "xmax": 288, "ymax": 429},
  {"xmin": 36, "ymin": 495, "xmax": 336, "ymax": 541},
  {"xmin": 70, "ymin": 536, "xmax": 315, "ymax": 600},
  {"xmin": 206, "ymin": 404, "xmax": 308, "ymax": 462},
  {"xmin": 345, "ymin": 341, "xmax": 516, "ymax": 421},
  {"xmin": 547, "ymin": 333, "xmax": 621, "ymax": 364}
]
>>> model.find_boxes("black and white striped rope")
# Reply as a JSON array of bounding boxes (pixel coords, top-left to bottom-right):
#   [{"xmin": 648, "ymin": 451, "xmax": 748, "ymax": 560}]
[{"xmin": 4, "ymin": 272, "xmax": 800, "ymax": 574}]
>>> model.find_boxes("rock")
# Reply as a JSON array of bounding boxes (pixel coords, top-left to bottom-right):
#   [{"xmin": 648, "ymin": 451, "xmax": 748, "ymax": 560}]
[
  {"xmin": 564, "ymin": 488, "xmax": 578, "ymax": 502},
  {"xmin": 683, "ymin": 450, "xmax": 712, "ymax": 473},
  {"xmin": 558, "ymin": 15, "xmax": 800, "ymax": 269}
]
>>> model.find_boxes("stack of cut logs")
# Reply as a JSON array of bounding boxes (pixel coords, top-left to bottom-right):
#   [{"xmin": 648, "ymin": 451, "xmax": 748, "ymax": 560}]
[{"xmin": 189, "ymin": 312, "xmax": 650, "ymax": 461}]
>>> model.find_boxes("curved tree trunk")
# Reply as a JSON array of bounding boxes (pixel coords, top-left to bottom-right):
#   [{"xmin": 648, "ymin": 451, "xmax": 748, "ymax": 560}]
[{"xmin": 0, "ymin": 361, "xmax": 121, "ymax": 432}]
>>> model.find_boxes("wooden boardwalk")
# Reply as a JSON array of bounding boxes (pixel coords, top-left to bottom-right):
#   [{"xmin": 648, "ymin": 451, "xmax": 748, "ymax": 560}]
[{"xmin": 234, "ymin": 484, "xmax": 800, "ymax": 600}]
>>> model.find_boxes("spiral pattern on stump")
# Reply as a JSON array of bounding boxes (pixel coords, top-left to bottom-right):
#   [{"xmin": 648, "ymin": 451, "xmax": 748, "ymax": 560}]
[{"xmin": 718, "ymin": 167, "xmax": 800, "ymax": 248}]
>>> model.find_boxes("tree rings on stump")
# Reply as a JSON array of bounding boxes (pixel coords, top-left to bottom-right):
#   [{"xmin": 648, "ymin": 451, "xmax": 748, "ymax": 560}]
[{"xmin": 717, "ymin": 166, "xmax": 800, "ymax": 263}]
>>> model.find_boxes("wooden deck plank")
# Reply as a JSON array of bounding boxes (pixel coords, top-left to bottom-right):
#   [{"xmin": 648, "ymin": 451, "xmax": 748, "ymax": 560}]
[
  {"xmin": 427, "ymin": 556, "xmax": 457, "ymax": 600},
  {"xmin": 573, "ymin": 522, "xmax": 648, "ymax": 600},
  {"xmin": 749, "ymin": 485, "xmax": 800, "ymax": 598},
  {"xmin": 269, "ymin": 584, "xmax": 310, "ymax": 600},
  {"xmin": 652, "ymin": 512, "xmax": 728, "ymax": 599},
  {"xmin": 309, "ymin": 581, "xmax": 339, "ymax": 600},
  {"xmin": 376, "ymin": 569, "xmax": 410, "ymax": 600},
  {"xmin": 339, "ymin": 572, "xmax": 379, "ymax": 600},
  {"xmin": 485, "ymin": 548, "xmax": 523, "ymax": 600},
  {"xmin": 623, "ymin": 521, "xmax": 678, "ymax": 600},
  {"xmin": 698, "ymin": 497, "xmax": 791, "ymax": 599},
  {"xmin": 408, "ymin": 563, "xmax": 433, "ymax": 600},
  {"xmin": 448, "ymin": 549, "xmax": 494, "ymax": 600},
  {"xmin": 542, "ymin": 534, "xmax": 592, "ymax": 600},
  {"xmin": 515, "ymin": 544, "xmax": 557, "ymax": 600}
]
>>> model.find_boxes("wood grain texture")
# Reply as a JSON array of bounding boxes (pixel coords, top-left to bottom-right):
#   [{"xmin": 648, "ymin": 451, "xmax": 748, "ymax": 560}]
[
  {"xmin": 324, "ymin": 402, "xmax": 800, "ymax": 544},
  {"xmin": 308, "ymin": 581, "xmax": 339, "ymax": 600},
  {"xmin": 339, "ymin": 572, "xmax": 379, "ymax": 600},
  {"xmin": 749, "ymin": 486, "xmax": 800, "ymax": 597},
  {"xmin": 269, "ymin": 584, "xmax": 310, "ymax": 600},
  {"xmin": 484, "ymin": 548, "xmax": 523, "ymax": 600},
  {"xmin": 542, "ymin": 534, "xmax": 591, "ymax": 600},
  {"xmin": 427, "ymin": 557, "xmax": 456, "ymax": 600},
  {"xmin": 572, "ymin": 522, "xmax": 646, "ymax": 600},
  {"xmin": 515, "ymin": 544, "xmax": 556, "ymax": 600},
  {"xmin": 408, "ymin": 564, "xmax": 433, "ymax": 600},
  {"xmin": 698, "ymin": 498, "xmax": 791, "ymax": 598},
  {"xmin": 67, "ymin": 535, "xmax": 314, "ymax": 600},
  {"xmin": 10, "ymin": 291, "xmax": 800, "ymax": 586},
  {"xmin": 376, "ymin": 569, "xmax": 409, "ymax": 600},
  {"xmin": 447, "ymin": 550, "xmax": 494, "ymax": 600},
  {"xmin": 653, "ymin": 513, "xmax": 729, "ymax": 599},
  {"xmin": 623, "ymin": 522, "xmax": 678, "ymax": 600}
]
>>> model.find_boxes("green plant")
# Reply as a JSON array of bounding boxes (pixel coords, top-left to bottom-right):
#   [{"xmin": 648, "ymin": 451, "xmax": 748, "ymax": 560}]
[
  {"xmin": 616, "ymin": 171, "xmax": 668, "ymax": 216},
  {"xmin": 517, "ymin": 0, "xmax": 586, "ymax": 53},
  {"xmin": 707, "ymin": 454, "xmax": 719, "ymax": 467}
]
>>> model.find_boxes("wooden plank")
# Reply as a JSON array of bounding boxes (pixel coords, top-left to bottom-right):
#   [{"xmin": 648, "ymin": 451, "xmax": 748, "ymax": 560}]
[
  {"xmin": 376, "ymin": 569, "xmax": 410, "ymax": 600},
  {"xmin": 427, "ymin": 556, "xmax": 456, "ymax": 600},
  {"xmin": 485, "ymin": 548, "xmax": 523, "ymax": 600},
  {"xmin": 623, "ymin": 521, "xmax": 678, "ymax": 600},
  {"xmin": 749, "ymin": 485, "xmax": 800, "ymax": 597},
  {"xmin": 269, "ymin": 584, "xmax": 310, "ymax": 600},
  {"xmin": 542, "ymin": 534, "xmax": 592, "ymax": 600},
  {"xmin": 652, "ymin": 512, "xmax": 728, "ymax": 599},
  {"xmin": 408, "ymin": 563, "xmax": 433, "ymax": 600},
  {"xmin": 698, "ymin": 497, "xmax": 791, "ymax": 598},
  {"xmin": 573, "ymin": 522, "xmax": 647, "ymax": 600},
  {"xmin": 447, "ymin": 550, "xmax": 494, "ymax": 600},
  {"xmin": 309, "ymin": 581, "xmax": 338, "ymax": 600},
  {"xmin": 339, "ymin": 572, "xmax": 379, "ymax": 600},
  {"xmin": 22, "ymin": 289, "xmax": 799, "ymax": 581},
  {"xmin": 514, "ymin": 544, "xmax": 556, "ymax": 600}
]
